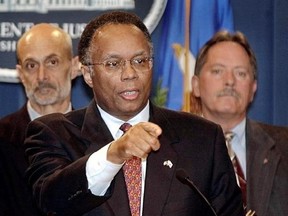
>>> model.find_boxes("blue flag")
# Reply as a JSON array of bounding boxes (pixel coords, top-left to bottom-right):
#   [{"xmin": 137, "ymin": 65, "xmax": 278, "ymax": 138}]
[{"xmin": 155, "ymin": 0, "xmax": 234, "ymax": 110}]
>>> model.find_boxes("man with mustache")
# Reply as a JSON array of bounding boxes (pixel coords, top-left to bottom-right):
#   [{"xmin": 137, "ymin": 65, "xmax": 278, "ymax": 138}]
[
  {"xmin": 0, "ymin": 23, "xmax": 79, "ymax": 215},
  {"xmin": 191, "ymin": 30, "xmax": 288, "ymax": 216}
]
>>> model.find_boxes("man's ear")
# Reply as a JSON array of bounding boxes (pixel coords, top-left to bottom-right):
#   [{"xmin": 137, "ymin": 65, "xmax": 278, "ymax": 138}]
[
  {"xmin": 71, "ymin": 56, "xmax": 81, "ymax": 80},
  {"xmin": 82, "ymin": 65, "xmax": 93, "ymax": 88},
  {"xmin": 250, "ymin": 80, "xmax": 258, "ymax": 102},
  {"xmin": 16, "ymin": 64, "xmax": 25, "ymax": 84},
  {"xmin": 192, "ymin": 75, "xmax": 200, "ymax": 97}
]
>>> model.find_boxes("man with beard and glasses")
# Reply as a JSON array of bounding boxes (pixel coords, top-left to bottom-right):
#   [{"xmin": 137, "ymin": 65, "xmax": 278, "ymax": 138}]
[
  {"xmin": 191, "ymin": 30, "xmax": 288, "ymax": 216},
  {"xmin": 0, "ymin": 23, "xmax": 79, "ymax": 215}
]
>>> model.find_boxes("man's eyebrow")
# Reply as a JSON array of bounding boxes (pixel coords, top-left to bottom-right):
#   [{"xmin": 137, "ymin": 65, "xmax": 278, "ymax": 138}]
[
  {"xmin": 45, "ymin": 54, "xmax": 60, "ymax": 59},
  {"xmin": 102, "ymin": 51, "xmax": 148, "ymax": 59}
]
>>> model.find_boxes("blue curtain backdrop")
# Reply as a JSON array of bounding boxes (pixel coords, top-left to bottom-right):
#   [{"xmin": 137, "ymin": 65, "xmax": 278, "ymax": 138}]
[
  {"xmin": 230, "ymin": 0, "xmax": 288, "ymax": 126},
  {"xmin": 1, "ymin": 0, "xmax": 288, "ymax": 126},
  {"xmin": 154, "ymin": 0, "xmax": 234, "ymax": 110}
]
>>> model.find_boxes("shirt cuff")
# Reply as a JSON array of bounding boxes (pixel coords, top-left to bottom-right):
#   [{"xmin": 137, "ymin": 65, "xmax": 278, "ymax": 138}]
[{"xmin": 86, "ymin": 143, "xmax": 123, "ymax": 196}]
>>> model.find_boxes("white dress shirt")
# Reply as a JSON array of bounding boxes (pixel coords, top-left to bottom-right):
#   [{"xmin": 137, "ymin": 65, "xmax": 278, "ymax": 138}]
[
  {"xmin": 86, "ymin": 102, "xmax": 150, "ymax": 215},
  {"xmin": 230, "ymin": 118, "xmax": 247, "ymax": 178}
]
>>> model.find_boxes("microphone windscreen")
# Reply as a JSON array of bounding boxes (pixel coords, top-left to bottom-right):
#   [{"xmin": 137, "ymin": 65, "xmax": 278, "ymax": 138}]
[{"xmin": 176, "ymin": 168, "xmax": 189, "ymax": 184}]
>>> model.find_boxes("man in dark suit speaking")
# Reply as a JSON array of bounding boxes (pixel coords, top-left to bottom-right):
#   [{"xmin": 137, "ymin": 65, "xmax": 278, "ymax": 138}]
[{"xmin": 25, "ymin": 11, "xmax": 244, "ymax": 216}]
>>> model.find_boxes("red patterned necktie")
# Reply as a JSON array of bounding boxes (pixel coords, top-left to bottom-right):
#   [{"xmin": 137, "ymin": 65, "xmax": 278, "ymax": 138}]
[
  {"xmin": 225, "ymin": 132, "xmax": 247, "ymax": 207},
  {"xmin": 120, "ymin": 123, "xmax": 142, "ymax": 216}
]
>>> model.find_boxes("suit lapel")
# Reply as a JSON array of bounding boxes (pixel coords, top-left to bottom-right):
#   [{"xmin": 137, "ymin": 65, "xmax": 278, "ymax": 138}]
[
  {"xmin": 142, "ymin": 105, "xmax": 179, "ymax": 215},
  {"xmin": 10, "ymin": 104, "xmax": 31, "ymax": 145},
  {"xmin": 81, "ymin": 101, "xmax": 114, "ymax": 155},
  {"xmin": 246, "ymin": 120, "xmax": 281, "ymax": 215},
  {"xmin": 80, "ymin": 101, "xmax": 128, "ymax": 215},
  {"xmin": 105, "ymin": 170, "xmax": 131, "ymax": 215}
]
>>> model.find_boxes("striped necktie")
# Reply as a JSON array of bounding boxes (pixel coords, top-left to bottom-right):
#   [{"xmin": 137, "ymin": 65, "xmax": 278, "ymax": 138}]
[{"xmin": 225, "ymin": 131, "xmax": 247, "ymax": 207}]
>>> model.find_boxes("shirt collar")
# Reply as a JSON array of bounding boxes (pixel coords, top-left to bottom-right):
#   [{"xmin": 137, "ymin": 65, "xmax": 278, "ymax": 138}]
[
  {"xmin": 97, "ymin": 101, "xmax": 150, "ymax": 139},
  {"xmin": 231, "ymin": 118, "xmax": 246, "ymax": 148},
  {"xmin": 27, "ymin": 100, "xmax": 72, "ymax": 121}
]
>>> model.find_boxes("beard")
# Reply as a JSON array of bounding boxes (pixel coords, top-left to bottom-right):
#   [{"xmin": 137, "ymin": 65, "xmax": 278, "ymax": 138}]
[{"xmin": 26, "ymin": 81, "xmax": 70, "ymax": 106}]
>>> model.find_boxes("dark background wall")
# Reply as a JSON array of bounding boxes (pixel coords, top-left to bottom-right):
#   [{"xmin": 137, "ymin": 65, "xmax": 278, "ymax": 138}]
[
  {"xmin": 230, "ymin": 0, "xmax": 288, "ymax": 126},
  {"xmin": 1, "ymin": 0, "xmax": 288, "ymax": 126}
]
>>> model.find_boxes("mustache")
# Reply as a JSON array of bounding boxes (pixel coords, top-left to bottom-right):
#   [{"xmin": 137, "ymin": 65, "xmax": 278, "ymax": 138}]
[
  {"xmin": 216, "ymin": 88, "xmax": 240, "ymax": 98},
  {"xmin": 34, "ymin": 82, "xmax": 56, "ymax": 91}
]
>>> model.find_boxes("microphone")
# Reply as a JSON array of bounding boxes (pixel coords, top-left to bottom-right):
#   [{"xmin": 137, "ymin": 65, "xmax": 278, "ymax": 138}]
[{"xmin": 176, "ymin": 168, "xmax": 217, "ymax": 216}]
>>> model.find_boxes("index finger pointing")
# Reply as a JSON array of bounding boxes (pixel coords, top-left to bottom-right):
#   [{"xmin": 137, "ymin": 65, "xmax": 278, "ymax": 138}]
[{"xmin": 141, "ymin": 122, "xmax": 162, "ymax": 137}]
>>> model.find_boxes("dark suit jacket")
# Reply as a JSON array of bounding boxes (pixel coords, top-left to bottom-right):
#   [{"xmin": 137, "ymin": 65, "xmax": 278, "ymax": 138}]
[
  {"xmin": 246, "ymin": 119, "xmax": 288, "ymax": 216},
  {"xmin": 25, "ymin": 101, "xmax": 244, "ymax": 216},
  {"xmin": 0, "ymin": 104, "xmax": 42, "ymax": 216}
]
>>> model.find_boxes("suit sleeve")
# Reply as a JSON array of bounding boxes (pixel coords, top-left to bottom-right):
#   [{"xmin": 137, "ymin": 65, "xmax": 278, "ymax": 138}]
[{"xmin": 24, "ymin": 117, "xmax": 111, "ymax": 216}]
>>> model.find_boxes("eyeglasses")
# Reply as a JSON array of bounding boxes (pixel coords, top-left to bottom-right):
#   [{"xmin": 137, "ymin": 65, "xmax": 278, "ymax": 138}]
[{"xmin": 86, "ymin": 56, "xmax": 153, "ymax": 73}]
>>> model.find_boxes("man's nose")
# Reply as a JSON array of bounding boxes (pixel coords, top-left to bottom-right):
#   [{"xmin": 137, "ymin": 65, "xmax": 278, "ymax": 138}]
[{"xmin": 37, "ymin": 65, "xmax": 48, "ymax": 81}]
